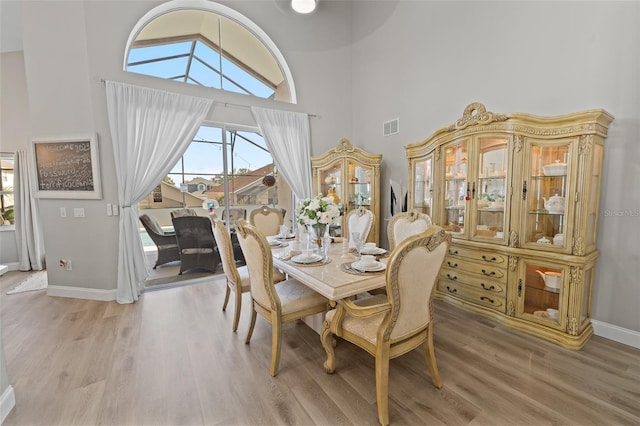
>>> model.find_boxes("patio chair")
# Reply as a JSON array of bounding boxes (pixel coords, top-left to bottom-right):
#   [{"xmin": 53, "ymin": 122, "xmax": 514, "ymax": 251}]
[
  {"xmin": 172, "ymin": 215, "xmax": 220, "ymax": 275},
  {"xmin": 170, "ymin": 208, "xmax": 198, "ymax": 219},
  {"xmin": 139, "ymin": 214, "xmax": 180, "ymax": 269}
]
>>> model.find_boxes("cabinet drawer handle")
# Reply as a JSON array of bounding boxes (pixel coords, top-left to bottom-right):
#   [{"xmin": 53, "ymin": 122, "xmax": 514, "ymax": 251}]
[
  {"xmin": 447, "ymin": 261, "xmax": 458, "ymax": 268},
  {"xmin": 448, "ymin": 250, "xmax": 459, "ymax": 255},
  {"xmin": 481, "ymin": 283, "xmax": 495, "ymax": 291},
  {"xmin": 482, "ymin": 255, "xmax": 497, "ymax": 262},
  {"xmin": 481, "ymin": 269, "xmax": 496, "ymax": 276},
  {"xmin": 480, "ymin": 296, "xmax": 495, "ymax": 304},
  {"xmin": 446, "ymin": 286, "xmax": 457, "ymax": 293},
  {"xmin": 446, "ymin": 273, "xmax": 457, "ymax": 281}
]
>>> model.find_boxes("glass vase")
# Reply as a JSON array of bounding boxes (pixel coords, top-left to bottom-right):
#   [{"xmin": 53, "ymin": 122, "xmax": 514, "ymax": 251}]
[{"xmin": 307, "ymin": 223, "xmax": 329, "ymax": 250}]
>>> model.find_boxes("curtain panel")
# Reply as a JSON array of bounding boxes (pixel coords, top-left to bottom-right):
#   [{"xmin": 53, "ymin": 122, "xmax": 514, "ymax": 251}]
[
  {"xmin": 106, "ymin": 81, "xmax": 213, "ymax": 303},
  {"xmin": 250, "ymin": 107, "xmax": 312, "ymax": 201},
  {"xmin": 14, "ymin": 150, "xmax": 45, "ymax": 271}
]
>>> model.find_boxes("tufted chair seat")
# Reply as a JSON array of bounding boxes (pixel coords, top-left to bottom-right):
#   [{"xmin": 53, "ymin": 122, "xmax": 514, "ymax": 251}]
[
  {"xmin": 321, "ymin": 226, "xmax": 450, "ymax": 426},
  {"xmin": 236, "ymin": 219, "xmax": 329, "ymax": 377},
  {"xmin": 212, "ymin": 217, "xmax": 285, "ymax": 332}
]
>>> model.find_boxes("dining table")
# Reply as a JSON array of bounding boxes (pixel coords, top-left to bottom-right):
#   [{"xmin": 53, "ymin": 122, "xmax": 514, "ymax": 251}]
[
  {"xmin": 271, "ymin": 240, "xmax": 388, "ymax": 301},
  {"xmin": 271, "ymin": 239, "xmax": 388, "ymax": 333}
]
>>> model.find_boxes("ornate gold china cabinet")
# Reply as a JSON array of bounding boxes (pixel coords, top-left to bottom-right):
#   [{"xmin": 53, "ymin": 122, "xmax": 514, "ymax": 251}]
[
  {"xmin": 405, "ymin": 103, "xmax": 613, "ymax": 349},
  {"xmin": 311, "ymin": 138, "xmax": 382, "ymax": 244}
]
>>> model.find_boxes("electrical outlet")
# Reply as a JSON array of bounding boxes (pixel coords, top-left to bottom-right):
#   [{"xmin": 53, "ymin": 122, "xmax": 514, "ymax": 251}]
[
  {"xmin": 74, "ymin": 208, "xmax": 85, "ymax": 218},
  {"xmin": 65, "ymin": 260, "xmax": 72, "ymax": 271},
  {"xmin": 106, "ymin": 203, "xmax": 113, "ymax": 216},
  {"xmin": 113, "ymin": 205, "xmax": 119, "ymax": 216}
]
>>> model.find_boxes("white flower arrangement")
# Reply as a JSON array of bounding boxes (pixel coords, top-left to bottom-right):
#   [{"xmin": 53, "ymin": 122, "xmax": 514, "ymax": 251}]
[{"xmin": 296, "ymin": 194, "xmax": 342, "ymax": 226}]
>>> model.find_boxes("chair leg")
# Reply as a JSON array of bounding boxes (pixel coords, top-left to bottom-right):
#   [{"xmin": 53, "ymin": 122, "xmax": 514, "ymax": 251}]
[
  {"xmin": 320, "ymin": 320, "xmax": 336, "ymax": 373},
  {"xmin": 222, "ymin": 282, "xmax": 231, "ymax": 311},
  {"xmin": 270, "ymin": 315, "xmax": 283, "ymax": 377},
  {"xmin": 424, "ymin": 323, "xmax": 443, "ymax": 388},
  {"xmin": 375, "ymin": 352, "xmax": 390, "ymax": 426},
  {"xmin": 232, "ymin": 287, "xmax": 242, "ymax": 332},
  {"xmin": 245, "ymin": 306, "xmax": 257, "ymax": 344}
]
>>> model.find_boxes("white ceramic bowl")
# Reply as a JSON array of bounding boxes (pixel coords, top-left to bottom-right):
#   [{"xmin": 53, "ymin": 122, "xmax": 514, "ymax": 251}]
[{"xmin": 542, "ymin": 161, "xmax": 567, "ymax": 176}]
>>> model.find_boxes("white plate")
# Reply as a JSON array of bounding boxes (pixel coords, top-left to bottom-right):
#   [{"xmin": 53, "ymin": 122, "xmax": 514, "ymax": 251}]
[
  {"xmin": 352, "ymin": 261, "xmax": 386, "ymax": 272},
  {"xmin": 267, "ymin": 240, "xmax": 281, "ymax": 246},
  {"xmin": 291, "ymin": 253, "xmax": 323, "ymax": 264},
  {"xmin": 359, "ymin": 247, "xmax": 386, "ymax": 255},
  {"xmin": 278, "ymin": 233, "xmax": 296, "ymax": 239}
]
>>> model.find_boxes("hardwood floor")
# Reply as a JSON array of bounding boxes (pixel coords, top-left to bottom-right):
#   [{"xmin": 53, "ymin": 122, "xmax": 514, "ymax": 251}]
[{"xmin": 1, "ymin": 269, "xmax": 639, "ymax": 425}]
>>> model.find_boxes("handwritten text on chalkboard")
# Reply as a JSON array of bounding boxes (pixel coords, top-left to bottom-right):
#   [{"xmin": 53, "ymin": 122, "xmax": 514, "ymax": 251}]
[{"xmin": 35, "ymin": 141, "xmax": 95, "ymax": 191}]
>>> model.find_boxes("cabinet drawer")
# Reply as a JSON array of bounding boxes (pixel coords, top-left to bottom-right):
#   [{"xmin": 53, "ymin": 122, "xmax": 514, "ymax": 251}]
[
  {"xmin": 443, "ymin": 257, "xmax": 507, "ymax": 283},
  {"xmin": 440, "ymin": 268, "xmax": 506, "ymax": 294},
  {"xmin": 438, "ymin": 280, "xmax": 506, "ymax": 313},
  {"xmin": 447, "ymin": 246, "xmax": 508, "ymax": 265}
]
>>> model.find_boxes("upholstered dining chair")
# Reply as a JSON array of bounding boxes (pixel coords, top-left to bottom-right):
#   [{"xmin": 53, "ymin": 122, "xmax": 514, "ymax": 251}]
[
  {"xmin": 139, "ymin": 214, "xmax": 180, "ymax": 268},
  {"xmin": 321, "ymin": 226, "xmax": 450, "ymax": 426},
  {"xmin": 235, "ymin": 219, "xmax": 329, "ymax": 376},
  {"xmin": 172, "ymin": 215, "xmax": 220, "ymax": 275},
  {"xmin": 249, "ymin": 205, "xmax": 284, "ymax": 237},
  {"xmin": 211, "ymin": 217, "xmax": 285, "ymax": 332},
  {"xmin": 346, "ymin": 207, "xmax": 374, "ymax": 248},
  {"xmin": 387, "ymin": 209, "xmax": 433, "ymax": 251}
]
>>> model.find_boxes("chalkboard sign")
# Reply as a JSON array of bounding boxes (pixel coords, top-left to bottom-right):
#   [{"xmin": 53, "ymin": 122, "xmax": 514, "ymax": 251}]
[{"xmin": 33, "ymin": 134, "xmax": 102, "ymax": 199}]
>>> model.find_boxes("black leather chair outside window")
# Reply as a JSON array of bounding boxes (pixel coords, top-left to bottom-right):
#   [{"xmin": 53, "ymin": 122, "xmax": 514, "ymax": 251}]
[
  {"xmin": 172, "ymin": 216, "xmax": 221, "ymax": 275},
  {"xmin": 139, "ymin": 214, "xmax": 180, "ymax": 269}
]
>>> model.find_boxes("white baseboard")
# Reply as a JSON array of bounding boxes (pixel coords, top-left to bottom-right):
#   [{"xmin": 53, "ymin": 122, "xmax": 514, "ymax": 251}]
[
  {"xmin": 0, "ymin": 262, "xmax": 20, "ymax": 273},
  {"xmin": 0, "ymin": 385, "xmax": 15, "ymax": 424},
  {"xmin": 592, "ymin": 320, "xmax": 640, "ymax": 349},
  {"xmin": 47, "ymin": 285, "xmax": 117, "ymax": 302}
]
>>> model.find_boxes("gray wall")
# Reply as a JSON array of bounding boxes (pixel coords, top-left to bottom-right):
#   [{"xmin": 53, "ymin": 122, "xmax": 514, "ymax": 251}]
[
  {"xmin": 349, "ymin": 1, "xmax": 640, "ymax": 332},
  {"xmin": 1, "ymin": 1, "xmax": 638, "ymax": 328}
]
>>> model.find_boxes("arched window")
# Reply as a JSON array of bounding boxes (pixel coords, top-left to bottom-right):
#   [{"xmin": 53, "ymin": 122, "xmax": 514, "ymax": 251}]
[{"xmin": 124, "ymin": 0, "xmax": 296, "ymax": 103}]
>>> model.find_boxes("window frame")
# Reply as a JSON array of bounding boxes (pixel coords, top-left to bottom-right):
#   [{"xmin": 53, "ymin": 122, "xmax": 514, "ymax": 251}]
[{"xmin": 123, "ymin": 0, "xmax": 297, "ymax": 103}]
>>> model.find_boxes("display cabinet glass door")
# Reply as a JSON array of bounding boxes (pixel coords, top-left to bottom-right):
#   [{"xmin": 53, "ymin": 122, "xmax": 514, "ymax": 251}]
[
  {"xmin": 413, "ymin": 154, "xmax": 433, "ymax": 217},
  {"xmin": 518, "ymin": 260, "xmax": 568, "ymax": 330},
  {"xmin": 317, "ymin": 162, "xmax": 343, "ymax": 236},
  {"xmin": 346, "ymin": 161, "xmax": 372, "ymax": 212},
  {"xmin": 522, "ymin": 141, "xmax": 572, "ymax": 250},
  {"xmin": 442, "ymin": 139, "xmax": 469, "ymax": 236},
  {"xmin": 473, "ymin": 137, "xmax": 509, "ymax": 243}
]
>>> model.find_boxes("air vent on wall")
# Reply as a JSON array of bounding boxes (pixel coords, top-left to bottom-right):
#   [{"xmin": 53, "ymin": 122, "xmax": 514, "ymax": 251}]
[{"xmin": 383, "ymin": 118, "xmax": 399, "ymax": 136}]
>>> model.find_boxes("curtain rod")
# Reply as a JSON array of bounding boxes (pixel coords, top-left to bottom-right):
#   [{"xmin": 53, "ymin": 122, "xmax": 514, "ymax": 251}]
[{"xmin": 96, "ymin": 77, "xmax": 317, "ymax": 118}]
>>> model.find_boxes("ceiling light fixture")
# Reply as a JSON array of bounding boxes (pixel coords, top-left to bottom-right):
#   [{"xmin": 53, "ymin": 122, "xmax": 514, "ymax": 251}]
[{"xmin": 291, "ymin": 0, "xmax": 317, "ymax": 14}]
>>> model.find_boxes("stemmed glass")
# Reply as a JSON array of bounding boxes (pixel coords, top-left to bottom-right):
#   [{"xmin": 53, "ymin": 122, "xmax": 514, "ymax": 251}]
[{"xmin": 351, "ymin": 231, "xmax": 364, "ymax": 259}]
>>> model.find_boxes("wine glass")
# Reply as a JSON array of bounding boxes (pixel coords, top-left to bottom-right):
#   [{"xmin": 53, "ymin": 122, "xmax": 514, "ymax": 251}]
[{"xmin": 351, "ymin": 231, "xmax": 363, "ymax": 259}]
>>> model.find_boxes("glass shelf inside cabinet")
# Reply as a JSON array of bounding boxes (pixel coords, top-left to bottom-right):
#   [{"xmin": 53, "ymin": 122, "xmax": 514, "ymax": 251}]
[
  {"xmin": 524, "ymin": 263, "xmax": 561, "ymax": 323},
  {"xmin": 527, "ymin": 144, "xmax": 570, "ymax": 246},
  {"xmin": 475, "ymin": 137, "xmax": 508, "ymax": 239}
]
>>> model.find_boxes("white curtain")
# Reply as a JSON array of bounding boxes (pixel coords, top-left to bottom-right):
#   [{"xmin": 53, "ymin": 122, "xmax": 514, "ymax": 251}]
[
  {"xmin": 106, "ymin": 81, "xmax": 213, "ymax": 303},
  {"xmin": 250, "ymin": 107, "xmax": 312, "ymax": 200},
  {"xmin": 14, "ymin": 150, "xmax": 45, "ymax": 271}
]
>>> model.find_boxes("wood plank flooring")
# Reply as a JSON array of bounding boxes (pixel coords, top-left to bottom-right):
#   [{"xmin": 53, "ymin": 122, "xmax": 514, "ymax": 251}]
[{"xmin": 1, "ymin": 270, "xmax": 639, "ymax": 425}]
